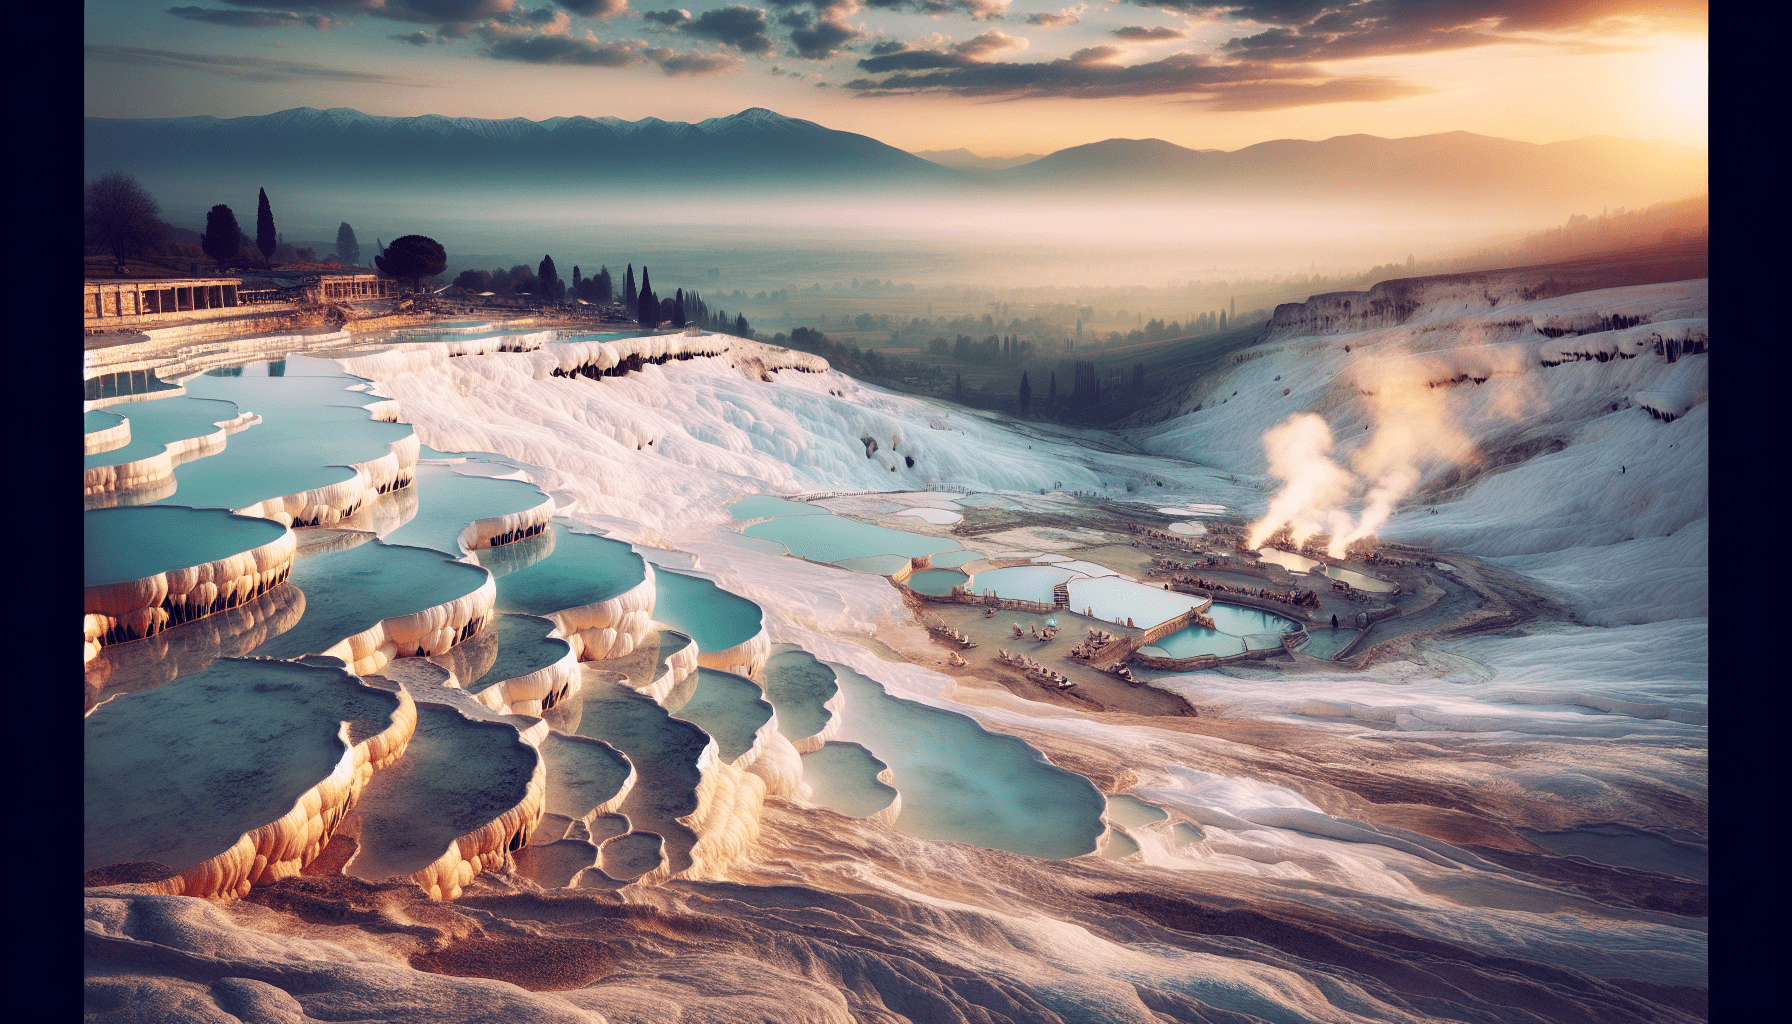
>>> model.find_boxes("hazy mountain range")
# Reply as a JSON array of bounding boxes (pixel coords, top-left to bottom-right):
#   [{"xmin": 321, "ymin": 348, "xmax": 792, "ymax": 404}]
[{"xmin": 87, "ymin": 106, "xmax": 1705, "ymax": 210}]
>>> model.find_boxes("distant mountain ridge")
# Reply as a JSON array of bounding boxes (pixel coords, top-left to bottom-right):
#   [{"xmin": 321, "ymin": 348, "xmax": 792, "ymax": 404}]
[{"xmin": 85, "ymin": 106, "xmax": 1707, "ymax": 216}]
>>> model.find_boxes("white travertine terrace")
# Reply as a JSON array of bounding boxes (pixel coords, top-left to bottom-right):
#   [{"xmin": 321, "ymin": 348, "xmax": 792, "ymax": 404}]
[
  {"xmin": 693, "ymin": 626, "xmax": 771, "ymax": 679},
  {"xmin": 457, "ymin": 492, "xmax": 558, "ymax": 555},
  {"xmin": 330, "ymin": 330, "xmax": 559, "ymax": 379},
  {"xmin": 83, "ymin": 407, "xmax": 260, "ymax": 498},
  {"xmin": 353, "ymin": 660, "xmax": 550, "ymax": 901},
  {"xmin": 319, "ymin": 569, "xmax": 497, "ymax": 677},
  {"xmin": 86, "ymin": 661, "xmax": 417, "ymax": 901},
  {"xmin": 464, "ymin": 633, "xmax": 583, "ymax": 719},
  {"xmin": 84, "ymin": 414, "xmax": 131, "ymax": 455},
  {"xmin": 231, "ymin": 430, "xmax": 420, "ymax": 529},
  {"xmin": 547, "ymin": 565, "xmax": 659, "ymax": 664},
  {"xmin": 84, "ymin": 520, "xmax": 297, "ymax": 663}
]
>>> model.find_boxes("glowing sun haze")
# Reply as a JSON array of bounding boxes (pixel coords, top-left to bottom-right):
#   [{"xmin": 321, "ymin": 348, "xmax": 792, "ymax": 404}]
[{"xmin": 84, "ymin": 1, "xmax": 1707, "ymax": 155}]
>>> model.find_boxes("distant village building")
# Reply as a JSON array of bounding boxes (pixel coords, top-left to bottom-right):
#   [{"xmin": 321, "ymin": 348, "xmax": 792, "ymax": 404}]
[{"xmin": 84, "ymin": 271, "xmax": 397, "ymax": 326}]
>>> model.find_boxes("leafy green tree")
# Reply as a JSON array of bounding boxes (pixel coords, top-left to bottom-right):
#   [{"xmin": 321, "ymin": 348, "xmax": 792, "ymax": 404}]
[
  {"xmin": 201, "ymin": 204, "xmax": 242, "ymax": 272},
  {"xmin": 335, "ymin": 223, "xmax": 360, "ymax": 266},
  {"xmin": 85, "ymin": 172, "xmax": 167, "ymax": 269},
  {"xmin": 374, "ymin": 234, "xmax": 447, "ymax": 293},
  {"xmin": 255, "ymin": 188, "xmax": 277, "ymax": 268}
]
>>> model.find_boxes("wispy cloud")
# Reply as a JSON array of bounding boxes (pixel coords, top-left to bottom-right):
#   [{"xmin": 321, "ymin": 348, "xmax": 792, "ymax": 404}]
[
  {"xmin": 1026, "ymin": 4, "xmax": 1085, "ymax": 28},
  {"xmin": 1112, "ymin": 26, "xmax": 1185, "ymax": 41},
  {"xmin": 166, "ymin": 7, "xmax": 338, "ymax": 31},
  {"xmin": 84, "ymin": 43, "xmax": 425, "ymax": 83}
]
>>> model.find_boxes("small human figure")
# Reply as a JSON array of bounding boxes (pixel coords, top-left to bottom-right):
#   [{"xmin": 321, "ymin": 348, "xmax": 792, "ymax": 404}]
[
  {"xmin": 1331, "ymin": 614, "xmax": 1339, "ymax": 629},
  {"xmin": 1621, "ymin": 466, "xmax": 1625, "ymax": 473}
]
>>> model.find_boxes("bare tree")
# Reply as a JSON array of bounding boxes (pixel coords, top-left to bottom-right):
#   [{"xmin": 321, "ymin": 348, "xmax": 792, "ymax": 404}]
[{"xmin": 85, "ymin": 172, "xmax": 167, "ymax": 271}]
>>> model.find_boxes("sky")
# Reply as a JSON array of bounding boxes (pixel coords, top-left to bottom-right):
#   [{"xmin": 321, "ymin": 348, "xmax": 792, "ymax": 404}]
[{"xmin": 84, "ymin": 1, "xmax": 1707, "ymax": 158}]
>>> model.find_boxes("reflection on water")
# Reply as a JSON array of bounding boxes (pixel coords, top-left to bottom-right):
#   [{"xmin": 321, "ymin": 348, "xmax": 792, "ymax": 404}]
[
  {"xmin": 802, "ymin": 742, "xmax": 897, "ymax": 818},
  {"xmin": 828, "ymin": 664, "xmax": 1105, "ymax": 859}
]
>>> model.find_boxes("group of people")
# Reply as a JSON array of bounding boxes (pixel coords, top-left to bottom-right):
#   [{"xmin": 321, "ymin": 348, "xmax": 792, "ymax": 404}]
[
  {"xmin": 1068, "ymin": 627, "xmax": 1118, "ymax": 660},
  {"xmin": 996, "ymin": 649, "xmax": 1074, "ymax": 689}
]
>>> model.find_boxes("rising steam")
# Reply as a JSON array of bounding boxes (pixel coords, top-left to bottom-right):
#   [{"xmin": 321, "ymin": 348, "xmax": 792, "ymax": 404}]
[{"xmin": 1249, "ymin": 349, "xmax": 1484, "ymax": 556}]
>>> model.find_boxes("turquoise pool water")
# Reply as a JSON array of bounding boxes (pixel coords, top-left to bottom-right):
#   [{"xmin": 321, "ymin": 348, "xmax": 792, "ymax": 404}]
[
  {"xmin": 907, "ymin": 569, "xmax": 968, "ymax": 596},
  {"xmin": 1140, "ymin": 628, "xmax": 1244, "ymax": 659},
  {"xmin": 801, "ymin": 742, "xmax": 898, "ymax": 818},
  {"xmin": 473, "ymin": 524, "xmax": 557, "ymax": 578},
  {"xmin": 1325, "ymin": 565, "xmax": 1397, "ymax": 593},
  {"xmin": 1297, "ymin": 628, "xmax": 1360, "ymax": 659},
  {"xmin": 827, "ymin": 664, "xmax": 1106, "ymax": 859},
  {"xmin": 571, "ymin": 675, "xmax": 709, "ymax": 874},
  {"xmin": 85, "ymin": 658, "xmax": 400, "ymax": 872},
  {"xmin": 346, "ymin": 702, "xmax": 538, "ymax": 882},
  {"xmin": 832, "ymin": 554, "xmax": 912, "ymax": 575},
  {"xmin": 1067, "ymin": 577, "xmax": 1207, "ymax": 628},
  {"xmin": 380, "ymin": 464, "xmax": 549, "ymax": 557},
  {"xmin": 84, "ymin": 410, "xmax": 124, "ymax": 435},
  {"xmin": 83, "ymin": 395, "xmax": 243, "ymax": 473},
  {"xmin": 554, "ymin": 330, "xmax": 658, "ymax": 344},
  {"xmin": 652, "ymin": 569, "xmax": 763, "ymax": 654},
  {"xmin": 168, "ymin": 375, "xmax": 411, "ymax": 510},
  {"xmin": 669, "ymin": 669, "xmax": 774, "ymax": 764},
  {"xmin": 490, "ymin": 523, "xmax": 646, "ymax": 616},
  {"xmin": 1107, "ymin": 794, "xmax": 1169, "ymax": 828},
  {"xmin": 250, "ymin": 540, "xmax": 489, "ymax": 660},
  {"xmin": 729, "ymin": 495, "xmax": 827, "ymax": 519},
  {"xmin": 1099, "ymin": 829, "xmax": 1140, "ymax": 860},
  {"xmin": 928, "ymin": 549, "xmax": 985, "ymax": 568},
  {"xmin": 467, "ymin": 614, "xmax": 571, "ymax": 696},
  {"xmin": 744, "ymin": 513, "xmax": 962, "ymax": 564},
  {"xmin": 967, "ymin": 565, "xmax": 1079, "ymax": 605},
  {"xmin": 84, "ymin": 506, "xmax": 288, "ymax": 586},
  {"xmin": 1207, "ymin": 603, "xmax": 1300, "ymax": 636},
  {"xmin": 1256, "ymin": 548, "xmax": 1322, "ymax": 573},
  {"xmin": 761, "ymin": 650, "xmax": 838, "ymax": 742}
]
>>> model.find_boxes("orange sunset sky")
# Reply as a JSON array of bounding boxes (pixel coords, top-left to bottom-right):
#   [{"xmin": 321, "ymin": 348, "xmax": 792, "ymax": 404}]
[{"xmin": 84, "ymin": 2, "xmax": 1707, "ymax": 155}]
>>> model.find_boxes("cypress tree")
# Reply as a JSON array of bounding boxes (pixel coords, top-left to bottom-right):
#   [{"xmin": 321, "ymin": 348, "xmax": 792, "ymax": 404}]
[
  {"xmin": 538, "ymin": 255, "xmax": 558, "ymax": 304},
  {"xmin": 596, "ymin": 266, "xmax": 613, "ymax": 304},
  {"xmin": 572, "ymin": 265, "xmax": 582, "ymax": 299},
  {"xmin": 1048, "ymin": 370, "xmax": 1057, "ymax": 401},
  {"xmin": 637, "ymin": 266, "xmax": 659, "ymax": 327},
  {"xmin": 255, "ymin": 188, "xmax": 276, "ymax": 268},
  {"xmin": 623, "ymin": 265, "xmax": 637, "ymax": 316},
  {"xmin": 334, "ymin": 222, "xmax": 360, "ymax": 266},
  {"xmin": 954, "ymin": 372, "xmax": 962, "ymax": 399},
  {"xmin": 1018, "ymin": 371, "xmax": 1031, "ymax": 414},
  {"xmin": 1219, "ymin": 309, "xmax": 1227, "ymax": 330}
]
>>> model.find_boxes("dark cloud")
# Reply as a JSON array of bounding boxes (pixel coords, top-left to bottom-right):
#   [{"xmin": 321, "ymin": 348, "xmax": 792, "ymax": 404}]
[
  {"xmin": 642, "ymin": 6, "xmax": 773, "ymax": 54},
  {"xmin": 209, "ymin": 0, "xmax": 516, "ymax": 28},
  {"xmin": 391, "ymin": 30, "xmax": 449, "ymax": 44},
  {"xmin": 782, "ymin": 12, "xmax": 864, "ymax": 60},
  {"xmin": 486, "ymin": 32, "xmax": 643, "ymax": 64},
  {"xmin": 866, "ymin": 39, "xmax": 908, "ymax": 55},
  {"xmin": 556, "ymin": 0, "xmax": 628, "ymax": 17},
  {"xmin": 166, "ymin": 7, "xmax": 337, "ymax": 30},
  {"xmin": 1123, "ymin": 1, "xmax": 1706, "ymax": 63},
  {"xmin": 1113, "ymin": 26, "xmax": 1185, "ymax": 40},
  {"xmin": 85, "ymin": 43, "xmax": 422, "ymax": 82},
  {"xmin": 848, "ymin": 48, "xmax": 1322, "ymax": 99}
]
